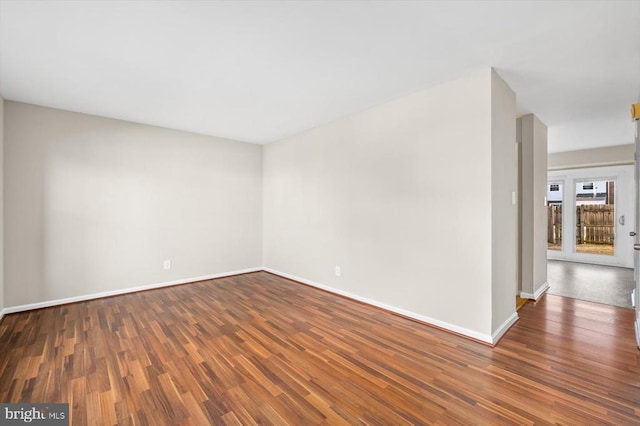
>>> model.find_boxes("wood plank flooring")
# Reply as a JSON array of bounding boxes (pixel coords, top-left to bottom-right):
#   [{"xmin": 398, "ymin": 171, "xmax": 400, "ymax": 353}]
[
  {"xmin": 515, "ymin": 296, "xmax": 528, "ymax": 311},
  {"xmin": 1, "ymin": 271, "xmax": 639, "ymax": 425}
]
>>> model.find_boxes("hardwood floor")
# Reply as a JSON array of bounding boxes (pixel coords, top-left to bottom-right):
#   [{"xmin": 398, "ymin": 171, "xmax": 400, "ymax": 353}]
[
  {"xmin": 515, "ymin": 295, "xmax": 528, "ymax": 311},
  {"xmin": 1, "ymin": 271, "xmax": 639, "ymax": 425}
]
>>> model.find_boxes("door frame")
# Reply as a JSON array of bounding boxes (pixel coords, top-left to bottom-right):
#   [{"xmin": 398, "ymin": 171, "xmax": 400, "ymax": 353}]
[
  {"xmin": 548, "ymin": 165, "xmax": 634, "ymax": 268},
  {"xmin": 633, "ymin": 118, "xmax": 640, "ymax": 348}
]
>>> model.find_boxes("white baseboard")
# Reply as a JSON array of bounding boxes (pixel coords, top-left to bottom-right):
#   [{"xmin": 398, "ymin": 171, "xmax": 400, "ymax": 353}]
[
  {"xmin": 547, "ymin": 256, "xmax": 633, "ymax": 269},
  {"xmin": 0, "ymin": 267, "xmax": 262, "ymax": 317},
  {"xmin": 521, "ymin": 281, "xmax": 550, "ymax": 301},
  {"xmin": 264, "ymin": 268, "xmax": 510, "ymax": 345},
  {"xmin": 2, "ymin": 267, "xmax": 521, "ymax": 346},
  {"xmin": 492, "ymin": 312, "xmax": 519, "ymax": 344}
]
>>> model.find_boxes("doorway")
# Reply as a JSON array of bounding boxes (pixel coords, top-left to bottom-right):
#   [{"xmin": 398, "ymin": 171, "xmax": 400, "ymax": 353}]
[
  {"xmin": 547, "ymin": 166, "xmax": 634, "ymax": 308},
  {"xmin": 547, "ymin": 260, "xmax": 633, "ymax": 308},
  {"xmin": 548, "ymin": 166, "xmax": 634, "ymax": 268},
  {"xmin": 547, "ymin": 182, "xmax": 563, "ymax": 251},
  {"xmin": 574, "ymin": 179, "xmax": 615, "ymax": 256}
]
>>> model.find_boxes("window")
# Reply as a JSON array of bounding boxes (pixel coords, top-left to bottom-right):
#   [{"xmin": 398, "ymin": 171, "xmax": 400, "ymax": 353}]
[
  {"xmin": 575, "ymin": 180, "xmax": 615, "ymax": 256},
  {"xmin": 547, "ymin": 182, "xmax": 563, "ymax": 251}
]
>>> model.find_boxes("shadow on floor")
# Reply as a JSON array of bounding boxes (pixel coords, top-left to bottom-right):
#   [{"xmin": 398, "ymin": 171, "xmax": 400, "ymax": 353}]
[{"xmin": 547, "ymin": 260, "xmax": 634, "ymax": 309}]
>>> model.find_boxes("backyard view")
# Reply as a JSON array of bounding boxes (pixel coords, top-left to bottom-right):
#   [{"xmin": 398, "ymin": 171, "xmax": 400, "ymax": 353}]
[
  {"xmin": 547, "ymin": 183, "xmax": 563, "ymax": 251},
  {"xmin": 547, "ymin": 181, "xmax": 615, "ymax": 256}
]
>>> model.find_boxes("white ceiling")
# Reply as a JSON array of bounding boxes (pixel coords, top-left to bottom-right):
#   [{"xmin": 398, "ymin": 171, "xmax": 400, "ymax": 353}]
[{"xmin": 0, "ymin": 1, "xmax": 638, "ymax": 152}]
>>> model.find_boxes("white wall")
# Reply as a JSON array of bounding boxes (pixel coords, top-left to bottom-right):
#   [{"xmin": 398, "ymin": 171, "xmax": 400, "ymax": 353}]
[
  {"xmin": 532, "ymin": 116, "xmax": 549, "ymax": 297},
  {"xmin": 517, "ymin": 114, "xmax": 548, "ymax": 299},
  {"xmin": 491, "ymin": 70, "xmax": 518, "ymax": 331},
  {"xmin": 264, "ymin": 68, "xmax": 517, "ymax": 342},
  {"xmin": 0, "ymin": 97, "xmax": 4, "ymax": 315},
  {"xmin": 548, "ymin": 144, "xmax": 634, "ymax": 170},
  {"xmin": 4, "ymin": 101, "xmax": 263, "ymax": 307}
]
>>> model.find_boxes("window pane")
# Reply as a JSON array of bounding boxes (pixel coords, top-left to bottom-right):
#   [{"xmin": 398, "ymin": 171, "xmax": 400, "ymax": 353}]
[
  {"xmin": 575, "ymin": 180, "xmax": 614, "ymax": 256},
  {"xmin": 547, "ymin": 183, "xmax": 562, "ymax": 251}
]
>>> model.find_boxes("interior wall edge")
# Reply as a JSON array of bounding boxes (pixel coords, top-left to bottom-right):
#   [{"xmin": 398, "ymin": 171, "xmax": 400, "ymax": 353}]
[
  {"xmin": 263, "ymin": 267, "xmax": 498, "ymax": 345},
  {"xmin": 2, "ymin": 266, "xmax": 520, "ymax": 346},
  {"xmin": 491, "ymin": 312, "xmax": 519, "ymax": 345},
  {"xmin": 0, "ymin": 266, "xmax": 263, "ymax": 319},
  {"xmin": 520, "ymin": 281, "xmax": 550, "ymax": 300},
  {"xmin": 0, "ymin": 96, "xmax": 4, "ymax": 316}
]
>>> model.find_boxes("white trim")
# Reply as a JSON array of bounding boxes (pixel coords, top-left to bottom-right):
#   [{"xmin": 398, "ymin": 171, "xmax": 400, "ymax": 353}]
[
  {"xmin": 2, "ymin": 267, "xmax": 521, "ymax": 346},
  {"xmin": 547, "ymin": 160, "xmax": 634, "ymax": 171},
  {"xmin": 264, "ymin": 268, "xmax": 507, "ymax": 345},
  {"xmin": 635, "ymin": 319, "xmax": 640, "ymax": 349},
  {"xmin": 520, "ymin": 281, "xmax": 550, "ymax": 300},
  {"xmin": 546, "ymin": 256, "xmax": 631, "ymax": 268},
  {"xmin": 547, "ymin": 166, "xmax": 635, "ymax": 269},
  {"xmin": 491, "ymin": 312, "xmax": 519, "ymax": 343},
  {"xmin": 521, "ymin": 281, "xmax": 549, "ymax": 300},
  {"xmin": 1, "ymin": 267, "xmax": 262, "ymax": 316}
]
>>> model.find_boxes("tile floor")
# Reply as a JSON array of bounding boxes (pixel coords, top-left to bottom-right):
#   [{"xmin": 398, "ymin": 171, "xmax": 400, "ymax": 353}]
[{"xmin": 547, "ymin": 259, "xmax": 635, "ymax": 308}]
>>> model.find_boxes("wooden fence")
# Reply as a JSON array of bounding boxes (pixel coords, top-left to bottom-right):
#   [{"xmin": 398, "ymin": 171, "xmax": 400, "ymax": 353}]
[
  {"xmin": 576, "ymin": 204, "xmax": 614, "ymax": 244},
  {"xmin": 547, "ymin": 204, "xmax": 614, "ymax": 245},
  {"xmin": 547, "ymin": 205, "xmax": 562, "ymax": 245}
]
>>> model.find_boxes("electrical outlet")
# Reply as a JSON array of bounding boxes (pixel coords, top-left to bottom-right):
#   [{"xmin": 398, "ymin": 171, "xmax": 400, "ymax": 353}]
[
  {"xmin": 335, "ymin": 266, "xmax": 341, "ymax": 277},
  {"xmin": 163, "ymin": 260, "xmax": 171, "ymax": 270}
]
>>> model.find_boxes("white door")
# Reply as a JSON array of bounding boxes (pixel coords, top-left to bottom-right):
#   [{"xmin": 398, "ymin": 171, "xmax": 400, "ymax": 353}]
[
  {"xmin": 548, "ymin": 166, "xmax": 635, "ymax": 268},
  {"xmin": 633, "ymin": 119, "xmax": 640, "ymax": 348}
]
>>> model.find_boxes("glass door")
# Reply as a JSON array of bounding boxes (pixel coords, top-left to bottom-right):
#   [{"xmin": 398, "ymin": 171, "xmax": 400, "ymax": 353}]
[
  {"xmin": 633, "ymin": 117, "xmax": 640, "ymax": 348},
  {"xmin": 574, "ymin": 180, "xmax": 615, "ymax": 256},
  {"xmin": 547, "ymin": 182, "xmax": 563, "ymax": 251},
  {"xmin": 548, "ymin": 166, "xmax": 634, "ymax": 268}
]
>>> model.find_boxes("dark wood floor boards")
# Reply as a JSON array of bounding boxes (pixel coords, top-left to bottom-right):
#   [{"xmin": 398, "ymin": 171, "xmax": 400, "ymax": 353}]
[{"xmin": 1, "ymin": 271, "xmax": 640, "ymax": 425}]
